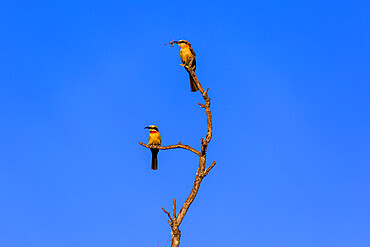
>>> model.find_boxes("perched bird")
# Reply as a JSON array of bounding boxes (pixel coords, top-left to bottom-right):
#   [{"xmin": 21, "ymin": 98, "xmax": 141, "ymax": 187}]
[
  {"xmin": 144, "ymin": 125, "xmax": 161, "ymax": 170},
  {"xmin": 177, "ymin": 40, "xmax": 198, "ymax": 92}
]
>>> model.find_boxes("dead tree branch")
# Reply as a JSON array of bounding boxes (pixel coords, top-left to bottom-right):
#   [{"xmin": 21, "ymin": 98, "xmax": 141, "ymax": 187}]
[
  {"xmin": 141, "ymin": 40, "xmax": 215, "ymax": 247},
  {"xmin": 162, "ymin": 207, "xmax": 173, "ymax": 223},
  {"xmin": 167, "ymin": 40, "xmax": 215, "ymax": 247}
]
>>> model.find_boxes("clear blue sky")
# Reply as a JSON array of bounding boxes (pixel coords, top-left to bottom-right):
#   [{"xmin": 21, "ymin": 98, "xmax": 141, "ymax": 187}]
[{"xmin": 0, "ymin": 1, "xmax": 369, "ymax": 246}]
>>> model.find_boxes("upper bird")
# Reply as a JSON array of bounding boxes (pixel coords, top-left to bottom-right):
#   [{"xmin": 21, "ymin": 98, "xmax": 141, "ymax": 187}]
[
  {"xmin": 177, "ymin": 40, "xmax": 198, "ymax": 92},
  {"xmin": 144, "ymin": 125, "xmax": 161, "ymax": 170}
]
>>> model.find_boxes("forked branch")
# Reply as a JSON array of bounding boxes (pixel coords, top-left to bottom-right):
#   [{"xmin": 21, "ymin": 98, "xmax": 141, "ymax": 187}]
[
  {"xmin": 166, "ymin": 40, "xmax": 215, "ymax": 247},
  {"xmin": 141, "ymin": 40, "xmax": 215, "ymax": 247}
]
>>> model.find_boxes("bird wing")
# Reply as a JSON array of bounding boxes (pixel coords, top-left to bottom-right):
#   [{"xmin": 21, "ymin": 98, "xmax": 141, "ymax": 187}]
[{"xmin": 189, "ymin": 45, "xmax": 196, "ymax": 56}]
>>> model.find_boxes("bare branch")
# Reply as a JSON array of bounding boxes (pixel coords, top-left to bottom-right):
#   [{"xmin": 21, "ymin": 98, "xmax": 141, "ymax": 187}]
[
  {"xmin": 203, "ymin": 161, "xmax": 216, "ymax": 177},
  {"xmin": 173, "ymin": 199, "xmax": 177, "ymax": 220},
  {"xmin": 157, "ymin": 40, "xmax": 216, "ymax": 247},
  {"xmin": 162, "ymin": 207, "xmax": 173, "ymax": 223},
  {"xmin": 139, "ymin": 141, "xmax": 200, "ymax": 156}
]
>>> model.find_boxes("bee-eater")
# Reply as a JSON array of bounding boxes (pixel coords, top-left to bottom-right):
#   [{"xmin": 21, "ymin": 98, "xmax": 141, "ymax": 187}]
[
  {"xmin": 177, "ymin": 40, "xmax": 198, "ymax": 92},
  {"xmin": 144, "ymin": 125, "xmax": 161, "ymax": 170}
]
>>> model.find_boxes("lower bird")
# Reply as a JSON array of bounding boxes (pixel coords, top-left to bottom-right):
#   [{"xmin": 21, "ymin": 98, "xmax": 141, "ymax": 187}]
[
  {"xmin": 144, "ymin": 125, "xmax": 161, "ymax": 170},
  {"xmin": 177, "ymin": 40, "xmax": 198, "ymax": 92}
]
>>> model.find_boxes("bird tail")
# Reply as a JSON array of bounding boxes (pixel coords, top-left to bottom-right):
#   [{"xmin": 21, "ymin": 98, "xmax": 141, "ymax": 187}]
[
  {"xmin": 190, "ymin": 75, "xmax": 198, "ymax": 92},
  {"xmin": 151, "ymin": 149, "xmax": 159, "ymax": 170}
]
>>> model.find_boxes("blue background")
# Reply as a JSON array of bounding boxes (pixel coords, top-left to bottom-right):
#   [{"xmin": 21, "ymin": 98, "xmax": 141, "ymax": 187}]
[{"xmin": 0, "ymin": 1, "xmax": 369, "ymax": 246}]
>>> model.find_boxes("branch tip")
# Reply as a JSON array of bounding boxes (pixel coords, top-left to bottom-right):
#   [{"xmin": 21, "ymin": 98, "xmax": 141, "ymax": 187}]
[
  {"xmin": 162, "ymin": 207, "xmax": 172, "ymax": 222},
  {"xmin": 203, "ymin": 161, "xmax": 216, "ymax": 177},
  {"xmin": 173, "ymin": 199, "xmax": 177, "ymax": 219}
]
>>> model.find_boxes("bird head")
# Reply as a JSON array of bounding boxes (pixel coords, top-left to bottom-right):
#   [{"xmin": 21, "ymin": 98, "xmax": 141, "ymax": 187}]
[
  {"xmin": 144, "ymin": 125, "xmax": 159, "ymax": 132},
  {"xmin": 177, "ymin": 40, "xmax": 190, "ymax": 48}
]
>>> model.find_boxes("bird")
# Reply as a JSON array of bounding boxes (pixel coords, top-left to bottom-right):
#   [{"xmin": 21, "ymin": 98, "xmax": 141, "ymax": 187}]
[
  {"xmin": 144, "ymin": 125, "xmax": 161, "ymax": 170},
  {"xmin": 177, "ymin": 40, "xmax": 198, "ymax": 92}
]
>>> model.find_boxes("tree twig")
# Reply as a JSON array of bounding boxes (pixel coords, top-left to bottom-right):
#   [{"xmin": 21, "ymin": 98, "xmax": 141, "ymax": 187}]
[
  {"xmin": 173, "ymin": 199, "xmax": 176, "ymax": 220},
  {"xmin": 162, "ymin": 207, "xmax": 173, "ymax": 223},
  {"xmin": 203, "ymin": 161, "xmax": 216, "ymax": 177}
]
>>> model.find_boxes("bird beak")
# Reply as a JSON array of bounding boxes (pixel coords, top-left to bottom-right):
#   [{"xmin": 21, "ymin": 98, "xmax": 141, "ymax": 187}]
[{"xmin": 144, "ymin": 127, "xmax": 150, "ymax": 129}]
